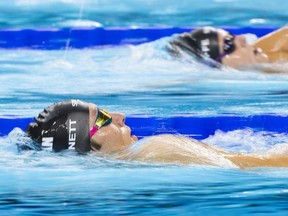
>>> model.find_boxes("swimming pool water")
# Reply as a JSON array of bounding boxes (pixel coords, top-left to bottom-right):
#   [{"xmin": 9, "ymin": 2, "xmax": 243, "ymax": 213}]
[
  {"xmin": 0, "ymin": 0, "xmax": 287, "ymax": 28},
  {"xmin": 1, "ymin": 43, "xmax": 288, "ymax": 117},
  {"xmin": 1, "ymin": 127, "xmax": 288, "ymax": 215},
  {"xmin": 1, "ymin": 0, "xmax": 288, "ymax": 215},
  {"xmin": 2, "ymin": 161, "xmax": 288, "ymax": 215}
]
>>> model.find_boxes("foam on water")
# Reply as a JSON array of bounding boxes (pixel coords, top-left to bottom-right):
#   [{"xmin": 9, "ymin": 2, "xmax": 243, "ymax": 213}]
[
  {"xmin": 1, "ymin": 37, "xmax": 288, "ymax": 116},
  {"xmin": 2, "ymin": 127, "xmax": 288, "ymax": 170}
]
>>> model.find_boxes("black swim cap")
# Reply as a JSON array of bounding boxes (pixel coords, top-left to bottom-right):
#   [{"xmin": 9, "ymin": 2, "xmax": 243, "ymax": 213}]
[
  {"xmin": 168, "ymin": 26, "xmax": 220, "ymax": 61},
  {"xmin": 26, "ymin": 100, "xmax": 90, "ymax": 153}
]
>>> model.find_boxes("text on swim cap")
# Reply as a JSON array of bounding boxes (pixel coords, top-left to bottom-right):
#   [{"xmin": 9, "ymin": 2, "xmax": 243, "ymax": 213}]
[
  {"xmin": 42, "ymin": 137, "xmax": 53, "ymax": 148},
  {"xmin": 200, "ymin": 39, "xmax": 211, "ymax": 58},
  {"xmin": 71, "ymin": 99, "xmax": 82, "ymax": 107},
  {"xmin": 68, "ymin": 119, "xmax": 77, "ymax": 149}
]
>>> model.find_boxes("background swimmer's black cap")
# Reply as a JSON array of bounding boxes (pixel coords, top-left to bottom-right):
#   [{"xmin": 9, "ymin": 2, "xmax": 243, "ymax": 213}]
[
  {"xmin": 168, "ymin": 26, "xmax": 220, "ymax": 61},
  {"xmin": 26, "ymin": 100, "xmax": 90, "ymax": 153}
]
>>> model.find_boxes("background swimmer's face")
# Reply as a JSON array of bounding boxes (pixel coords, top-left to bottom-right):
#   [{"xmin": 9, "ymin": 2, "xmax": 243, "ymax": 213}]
[
  {"xmin": 90, "ymin": 111, "xmax": 138, "ymax": 152},
  {"xmin": 217, "ymin": 29, "xmax": 269, "ymax": 69}
]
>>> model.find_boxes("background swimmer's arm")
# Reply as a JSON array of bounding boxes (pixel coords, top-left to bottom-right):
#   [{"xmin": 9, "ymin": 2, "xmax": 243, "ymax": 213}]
[{"xmin": 254, "ymin": 27, "xmax": 288, "ymax": 62}]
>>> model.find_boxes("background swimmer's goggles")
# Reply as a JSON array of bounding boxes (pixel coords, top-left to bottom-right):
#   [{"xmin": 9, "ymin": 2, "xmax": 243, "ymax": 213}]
[
  {"xmin": 89, "ymin": 109, "xmax": 112, "ymax": 138},
  {"xmin": 215, "ymin": 34, "xmax": 236, "ymax": 63}
]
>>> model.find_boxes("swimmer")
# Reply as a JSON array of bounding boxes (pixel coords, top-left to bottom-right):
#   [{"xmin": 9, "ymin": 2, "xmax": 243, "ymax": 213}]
[
  {"xmin": 26, "ymin": 100, "xmax": 288, "ymax": 169},
  {"xmin": 168, "ymin": 26, "xmax": 288, "ymax": 72}
]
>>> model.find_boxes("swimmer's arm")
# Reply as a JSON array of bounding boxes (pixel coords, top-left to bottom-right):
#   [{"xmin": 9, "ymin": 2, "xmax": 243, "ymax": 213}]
[
  {"xmin": 226, "ymin": 153, "xmax": 288, "ymax": 169},
  {"xmin": 254, "ymin": 26, "xmax": 288, "ymax": 50},
  {"xmin": 123, "ymin": 134, "xmax": 232, "ymax": 166},
  {"xmin": 254, "ymin": 27, "xmax": 288, "ymax": 62}
]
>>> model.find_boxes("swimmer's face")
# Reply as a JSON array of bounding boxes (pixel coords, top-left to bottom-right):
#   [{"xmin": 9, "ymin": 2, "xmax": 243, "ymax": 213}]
[
  {"xmin": 89, "ymin": 106, "xmax": 138, "ymax": 152},
  {"xmin": 217, "ymin": 29, "xmax": 269, "ymax": 68}
]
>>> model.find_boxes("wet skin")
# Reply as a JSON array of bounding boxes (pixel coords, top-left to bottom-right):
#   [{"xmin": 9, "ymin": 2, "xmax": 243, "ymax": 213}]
[
  {"xmin": 86, "ymin": 103, "xmax": 288, "ymax": 169},
  {"xmin": 217, "ymin": 29, "xmax": 269, "ymax": 69},
  {"xmin": 88, "ymin": 104, "xmax": 138, "ymax": 152}
]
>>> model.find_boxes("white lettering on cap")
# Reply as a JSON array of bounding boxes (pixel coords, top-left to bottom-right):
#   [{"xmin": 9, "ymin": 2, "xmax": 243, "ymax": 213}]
[
  {"xmin": 42, "ymin": 137, "xmax": 53, "ymax": 148},
  {"xmin": 201, "ymin": 39, "xmax": 210, "ymax": 58},
  {"xmin": 71, "ymin": 99, "xmax": 79, "ymax": 107},
  {"xmin": 72, "ymin": 99, "xmax": 85, "ymax": 107},
  {"xmin": 68, "ymin": 119, "xmax": 77, "ymax": 149}
]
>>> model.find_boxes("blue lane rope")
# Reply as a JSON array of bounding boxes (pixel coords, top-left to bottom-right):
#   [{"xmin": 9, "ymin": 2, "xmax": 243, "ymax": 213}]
[
  {"xmin": 1, "ymin": 115, "xmax": 288, "ymax": 139},
  {"xmin": 0, "ymin": 27, "xmax": 277, "ymax": 49}
]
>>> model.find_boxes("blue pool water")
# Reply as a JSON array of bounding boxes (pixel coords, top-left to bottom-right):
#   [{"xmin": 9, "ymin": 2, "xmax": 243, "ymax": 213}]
[
  {"xmin": 1, "ymin": 42, "xmax": 288, "ymax": 116},
  {"xmin": 0, "ymin": 0, "xmax": 287, "ymax": 28},
  {"xmin": 1, "ymin": 0, "xmax": 288, "ymax": 215}
]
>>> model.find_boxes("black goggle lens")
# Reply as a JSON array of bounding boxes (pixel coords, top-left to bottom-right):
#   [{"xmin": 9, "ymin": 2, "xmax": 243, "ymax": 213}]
[{"xmin": 223, "ymin": 35, "xmax": 235, "ymax": 54}]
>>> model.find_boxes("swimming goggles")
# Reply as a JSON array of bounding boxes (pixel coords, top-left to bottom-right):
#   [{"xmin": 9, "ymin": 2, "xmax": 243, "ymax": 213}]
[
  {"xmin": 89, "ymin": 109, "xmax": 112, "ymax": 138},
  {"xmin": 215, "ymin": 34, "xmax": 236, "ymax": 62}
]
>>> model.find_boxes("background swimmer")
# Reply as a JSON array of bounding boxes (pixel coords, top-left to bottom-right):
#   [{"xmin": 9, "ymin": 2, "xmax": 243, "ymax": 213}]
[
  {"xmin": 26, "ymin": 100, "xmax": 288, "ymax": 169},
  {"xmin": 168, "ymin": 26, "xmax": 288, "ymax": 72}
]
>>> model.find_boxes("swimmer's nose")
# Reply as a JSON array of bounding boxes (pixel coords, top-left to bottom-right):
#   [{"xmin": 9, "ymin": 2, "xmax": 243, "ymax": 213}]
[
  {"xmin": 236, "ymin": 35, "xmax": 248, "ymax": 47},
  {"xmin": 111, "ymin": 113, "xmax": 126, "ymax": 127}
]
